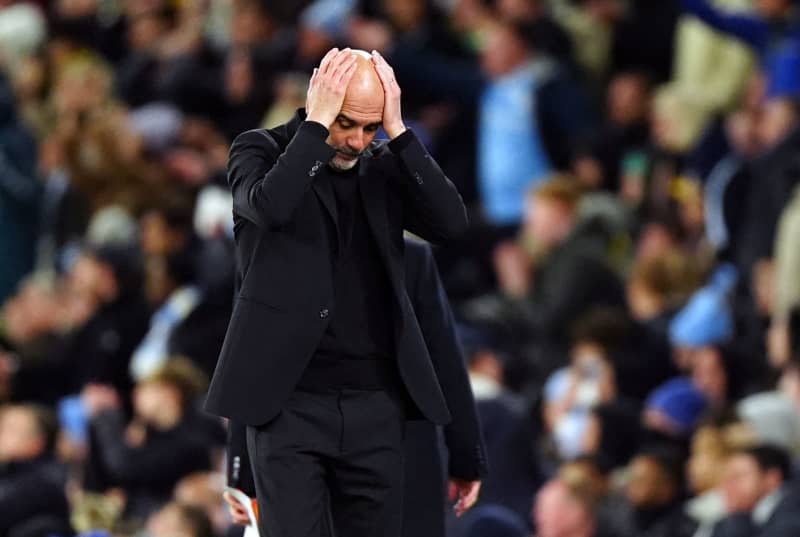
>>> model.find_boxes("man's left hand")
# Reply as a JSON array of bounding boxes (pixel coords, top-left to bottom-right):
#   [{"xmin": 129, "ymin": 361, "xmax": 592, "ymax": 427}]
[
  {"xmin": 448, "ymin": 478, "xmax": 481, "ymax": 517},
  {"xmin": 371, "ymin": 51, "xmax": 406, "ymax": 139}
]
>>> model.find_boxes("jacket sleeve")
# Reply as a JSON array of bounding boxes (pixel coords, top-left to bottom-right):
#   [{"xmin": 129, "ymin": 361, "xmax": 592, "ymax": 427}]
[
  {"xmin": 229, "ymin": 122, "xmax": 336, "ymax": 229},
  {"xmin": 388, "ymin": 130, "xmax": 469, "ymax": 244},
  {"xmin": 227, "ymin": 420, "xmax": 256, "ymax": 496},
  {"xmin": 406, "ymin": 241, "xmax": 488, "ymax": 480},
  {"xmin": 682, "ymin": 0, "xmax": 768, "ymax": 50}
]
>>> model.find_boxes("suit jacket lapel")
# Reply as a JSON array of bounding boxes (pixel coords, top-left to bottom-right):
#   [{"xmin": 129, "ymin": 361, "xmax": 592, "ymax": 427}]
[{"xmin": 312, "ymin": 172, "xmax": 339, "ymax": 248}]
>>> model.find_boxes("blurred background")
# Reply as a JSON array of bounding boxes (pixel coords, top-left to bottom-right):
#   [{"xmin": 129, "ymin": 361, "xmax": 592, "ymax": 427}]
[{"xmin": 1, "ymin": 0, "xmax": 800, "ymax": 536}]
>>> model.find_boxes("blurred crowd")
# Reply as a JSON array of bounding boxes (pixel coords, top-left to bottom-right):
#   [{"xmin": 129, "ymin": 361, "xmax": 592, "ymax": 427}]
[{"xmin": 2, "ymin": 0, "xmax": 800, "ymax": 536}]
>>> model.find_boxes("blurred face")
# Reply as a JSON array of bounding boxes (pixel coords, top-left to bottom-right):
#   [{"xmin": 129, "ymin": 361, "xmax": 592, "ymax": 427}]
[
  {"xmin": 725, "ymin": 109, "xmax": 761, "ymax": 158},
  {"xmin": 497, "ymin": 0, "xmax": 544, "ymax": 22},
  {"xmin": 688, "ymin": 429, "xmax": 727, "ymax": 493},
  {"xmin": 692, "ymin": 347, "xmax": 728, "ymax": 405},
  {"xmin": 0, "ymin": 407, "xmax": 44, "ymax": 463},
  {"xmin": 758, "ymin": 99, "xmax": 798, "ymax": 149},
  {"xmin": 626, "ymin": 456, "xmax": 674, "ymax": 508},
  {"xmin": 755, "ymin": 0, "xmax": 791, "ymax": 18},
  {"xmin": 534, "ymin": 481, "xmax": 594, "ymax": 537},
  {"xmin": 69, "ymin": 255, "xmax": 117, "ymax": 304},
  {"xmin": 134, "ymin": 381, "xmax": 182, "ymax": 428},
  {"xmin": 721, "ymin": 454, "xmax": 778, "ymax": 513},
  {"xmin": 608, "ymin": 74, "xmax": 649, "ymax": 126},
  {"xmin": 230, "ymin": 4, "xmax": 273, "ymax": 47},
  {"xmin": 384, "ymin": 0, "xmax": 427, "ymax": 31},
  {"xmin": 524, "ymin": 195, "xmax": 575, "ymax": 250},
  {"xmin": 480, "ymin": 25, "xmax": 530, "ymax": 79}
]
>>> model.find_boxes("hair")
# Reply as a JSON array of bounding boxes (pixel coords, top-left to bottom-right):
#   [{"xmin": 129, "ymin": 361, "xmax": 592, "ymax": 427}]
[
  {"xmin": 25, "ymin": 404, "xmax": 59, "ymax": 454},
  {"xmin": 150, "ymin": 196, "xmax": 196, "ymax": 235},
  {"xmin": 629, "ymin": 250, "xmax": 701, "ymax": 305},
  {"xmin": 170, "ymin": 502, "xmax": 214, "ymax": 537},
  {"xmin": 634, "ymin": 445, "xmax": 685, "ymax": 488},
  {"xmin": 570, "ymin": 307, "xmax": 629, "ymax": 352},
  {"xmin": 143, "ymin": 358, "xmax": 209, "ymax": 409},
  {"xmin": 530, "ymin": 175, "xmax": 584, "ymax": 211},
  {"xmin": 738, "ymin": 444, "xmax": 793, "ymax": 482}
]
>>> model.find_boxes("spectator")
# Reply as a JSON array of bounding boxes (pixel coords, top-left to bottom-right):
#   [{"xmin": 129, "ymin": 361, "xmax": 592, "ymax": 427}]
[
  {"xmin": 0, "ymin": 403, "xmax": 73, "ymax": 537},
  {"xmin": 0, "ymin": 72, "xmax": 39, "ymax": 304},
  {"xmin": 711, "ymin": 444, "xmax": 800, "ymax": 536},
  {"xmin": 532, "ymin": 478, "xmax": 604, "ymax": 537},
  {"xmin": 144, "ymin": 501, "xmax": 215, "ymax": 537},
  {"xmin": 83, "ymin": 359, "xmax": 223, "ymax": 524},
  {"xmin": 605, "ymin": 449, "xmax": 697, "ymax": 537}
]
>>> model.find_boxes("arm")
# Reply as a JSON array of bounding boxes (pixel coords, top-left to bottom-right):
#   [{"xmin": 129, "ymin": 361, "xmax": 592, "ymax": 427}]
[
  {"xmin": 226, "ymin": 420, "xmax": 256, "ymax": 496},
  {"xmin": 91, "ymin": 410, "xmax": 210, "ymax": 487},
  {"xmin": 230, "ymin": 48, "xmax": 357, "ymax": 229},
  {"xmin": 389, "ymin": 131, "xmax": 469, "ymax": 242},
  {"xmin": 371, "ymin": 52, "xmax": 468, "ymax": 242},
  {"xmin": 682, "ymin": 0, "xmax": 768, "ymax": 50},
  {"xmin": 406, "ymin": 241, "xmax": 487, "ymax": 480},
  {"xmin": 229, "ymin": 124, "xmax": 335, "ymax": 229}
]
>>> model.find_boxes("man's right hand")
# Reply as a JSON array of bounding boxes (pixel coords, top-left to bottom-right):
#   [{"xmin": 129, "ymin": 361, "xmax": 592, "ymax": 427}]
[{"xmin": 305, "ymin": 48, "xmax": 358, "ymax": 129}]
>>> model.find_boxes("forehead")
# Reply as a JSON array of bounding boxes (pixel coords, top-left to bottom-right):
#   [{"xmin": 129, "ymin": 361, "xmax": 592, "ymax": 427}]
[{"xmin": 338, "ymin": 98, "xmax": 383, "ymax": 125}]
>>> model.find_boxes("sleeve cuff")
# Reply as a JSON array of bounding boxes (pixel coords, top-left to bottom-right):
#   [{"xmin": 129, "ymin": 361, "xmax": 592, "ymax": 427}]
[
  {"xmin": 300, "ymin": 120, "xmax": 331, "ymax": 141},
  {"xmin": 387, "ymin": 128, "xmax": 416, "ymax": 153}
]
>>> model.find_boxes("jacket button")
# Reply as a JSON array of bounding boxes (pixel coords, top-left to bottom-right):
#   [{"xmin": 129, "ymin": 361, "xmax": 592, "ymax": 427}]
[{"xmin": 319, "ymin": 308, "xmax": 329, "ymax": 319}]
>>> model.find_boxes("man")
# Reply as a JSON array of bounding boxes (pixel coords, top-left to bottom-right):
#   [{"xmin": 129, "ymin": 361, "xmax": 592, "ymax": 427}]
[
  {"xmin": 204, "ymin": 48, "xmax": 472, "ymax": 537},
  {"xmin": 604, "ymin": 450, "xmax": 696, "ymax": 537},
  {"xmin": 225, "ymin": 239, "xmax": 487, "ymax": 537},
  {"xmin": 711, "ymin": 444, "xmax": 800, "ymax": 537},
  {"xmin": 0, "ymin": 404, "xmax": 72, "ymax": 536}
]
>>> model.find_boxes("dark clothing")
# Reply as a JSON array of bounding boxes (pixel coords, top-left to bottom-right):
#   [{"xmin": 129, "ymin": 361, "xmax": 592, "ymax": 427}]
[
  {"xmin": 314, "ymin": 165, "xmax": 395, "ymax": 365},
  {"xmin": 85, "ymin": 409, "xmax": 221, "ymax": 521},
  {"xmin": 246, "ymin": 387, "xmax": 407, "ymax": 537},
  {"xmin": 604, "ymin": 496, "xmax": 697, "ymax": 537},
  {"xmin": 227, "ymin": 239, "xmax": 487, "ymax": 537},
  {"xmin": 205, "ymin": 110, "xmax": 468, "ymax": 427},
  {"xmin": 0, "ymin": 456, "xmax": 73, "ymax": 537},
  {"xmin": 0, "ymin": 75, "xmax": 40, "ymax": 304},
  {"xmin": 711, "ymin": 487, "xmax": 800, "ymax": 537}
]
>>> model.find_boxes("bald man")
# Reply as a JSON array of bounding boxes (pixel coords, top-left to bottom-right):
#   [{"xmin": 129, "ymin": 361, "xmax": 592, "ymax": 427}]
[{"xmin": 205, "ymin": 49, "xmax": 470, "ymax": 537}]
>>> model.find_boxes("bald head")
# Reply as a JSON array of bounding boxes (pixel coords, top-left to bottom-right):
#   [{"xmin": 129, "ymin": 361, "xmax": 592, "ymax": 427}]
[
  {"xmin": 341, "ymin": 50, "xmax": 384, "ymax": 120},
  {"xmin": 325, "ymin": 49, "xmax": 386, "ymax": 170}
]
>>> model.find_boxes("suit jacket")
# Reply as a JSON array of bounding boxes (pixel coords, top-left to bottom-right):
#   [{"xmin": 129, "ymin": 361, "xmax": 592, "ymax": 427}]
[
  {"xmin": 204, "ymin": 110, "xmax": 468, "ymax": 426},
  {"xmin": 228, "ymin": 240, "xmax": 487, "ymax": 535}
]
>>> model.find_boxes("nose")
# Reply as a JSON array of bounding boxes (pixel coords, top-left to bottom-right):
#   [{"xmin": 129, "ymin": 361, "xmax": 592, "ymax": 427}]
[{"xmin": 347, "ymin": 129, "xmax": 366, "ymax": 152}]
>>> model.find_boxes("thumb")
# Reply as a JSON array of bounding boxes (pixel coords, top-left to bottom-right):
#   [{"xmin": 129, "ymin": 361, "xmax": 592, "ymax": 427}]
[{"xmin": 448, "ymin": 481, "xmax": 459, "ymax": 501}]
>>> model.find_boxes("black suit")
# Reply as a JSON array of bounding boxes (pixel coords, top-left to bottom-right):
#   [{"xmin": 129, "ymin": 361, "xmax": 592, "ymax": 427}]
[
  {"xmin": 205, "ymin": 111, "xmax": 468, "ymax": 537},
  {"xmin": 205, "ymin": 111, "xmax": 468, "ymax": 427},
  {"xmin": 228, "ymin": 239, "xmax": 488, "ymax": 537}
]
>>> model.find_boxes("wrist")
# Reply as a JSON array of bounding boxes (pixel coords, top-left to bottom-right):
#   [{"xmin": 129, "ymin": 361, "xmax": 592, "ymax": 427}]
[
  {"xmin": 305, "ymin": 111, "xmax": 335, "ymax": 129},
  {"xmin": 386, "ymin": 123, "xmax": 407, "ymax": 139}
]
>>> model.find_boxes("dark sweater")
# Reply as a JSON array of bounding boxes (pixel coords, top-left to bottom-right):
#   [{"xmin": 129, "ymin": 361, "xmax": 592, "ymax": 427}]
[{"xmin": 299, "ymin": 163, "xmax": 397, "ymax": 390}]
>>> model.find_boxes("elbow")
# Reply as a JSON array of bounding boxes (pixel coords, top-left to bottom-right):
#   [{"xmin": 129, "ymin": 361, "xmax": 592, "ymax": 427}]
[{"xmin": 439, "ymin": 205, "xmax": 469, "ymax": 241}]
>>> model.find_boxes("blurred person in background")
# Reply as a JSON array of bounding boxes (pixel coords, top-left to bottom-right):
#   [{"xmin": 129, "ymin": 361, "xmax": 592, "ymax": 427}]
[
  {"xmin": 532, "ymin": 478, "xmax": 606, "ymax": 537},
  {"xmin": 0, "ymin": 403, "xmax": 73, "ymax": 537},
  {"xmin": 0, "ymin": 71, "xmax": 40, "ymax": 305},
  {"xmin": 142, "ymin": 500, "xmax": 214, "ymax": 537},
  {"xmin": 83, "ymin": 358, "xmax": 224, "ymax": 526},
  {"xmin": 711, "ymin": 444, "xmax": 800, "ymax": 536},
  {"xmin": 605, "ymin": 449, "xmax": 697, "ymax": 537}
]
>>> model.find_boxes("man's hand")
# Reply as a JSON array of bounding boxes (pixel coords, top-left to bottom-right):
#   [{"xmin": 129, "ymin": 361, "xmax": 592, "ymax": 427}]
[
  {"xmin": 306, "ymin": 48, "xmax": 359, "ymax": 128},
  {"xmin": 223, "ymin": 490, "xmax": 252, "ymax": 525},
  {"xmin": 370, "ymin": 51, "xmax": 406, "ymax": 139},
  {"xmin": 448, "ymin": 478, "xmax": 481, "ymax": 517}
]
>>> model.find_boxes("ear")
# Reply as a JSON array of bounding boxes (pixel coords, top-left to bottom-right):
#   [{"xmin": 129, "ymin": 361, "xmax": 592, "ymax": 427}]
[{"xmin": 764, "ymin": 469, "xmax": 784, "ymax": 493}]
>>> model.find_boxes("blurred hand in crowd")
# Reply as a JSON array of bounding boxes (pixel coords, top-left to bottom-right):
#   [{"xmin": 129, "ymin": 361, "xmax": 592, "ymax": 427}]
[{"xmin": 493, "ymin": 241, "xmax": 532, "ymax": 298}]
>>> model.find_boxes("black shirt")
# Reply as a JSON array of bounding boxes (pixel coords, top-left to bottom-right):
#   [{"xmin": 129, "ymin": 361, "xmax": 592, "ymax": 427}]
[{"xmin": 300, "ymin": 163, "xmax": 397, "ymax": 389}]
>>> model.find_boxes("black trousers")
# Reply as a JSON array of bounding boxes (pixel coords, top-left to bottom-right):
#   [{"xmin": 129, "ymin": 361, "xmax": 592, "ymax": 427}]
[{"xmin": 246, "ymin": 387, "xmax": 406, "ymax": 537}]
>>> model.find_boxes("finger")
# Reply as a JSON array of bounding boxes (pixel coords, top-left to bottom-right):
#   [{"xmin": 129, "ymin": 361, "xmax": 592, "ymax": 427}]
[
  {"xmin": 319, "ymin": 48, "xmax": 340, "ymax": 74},
  {"xmin": 331, "ymin": 53, "xmax": 357, "ymax": 84},
  {"xmin": 335, "ymin": 58, "xmax": 358, "ymax": 87},
  {"xmin": 463, "ymin": 483, "xmax": 481, "ymax": 510},
  {"xmin": 447, "ymin": 482, "xmax": 458, "ymax": 502},
  {"xmin": 310, "ymin": 67, "xmax": 318, "ymax": 87},
  {"xmin": 328, "ymin": 47, "xmax": 352, "ymax": 73}
]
